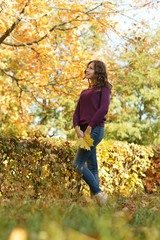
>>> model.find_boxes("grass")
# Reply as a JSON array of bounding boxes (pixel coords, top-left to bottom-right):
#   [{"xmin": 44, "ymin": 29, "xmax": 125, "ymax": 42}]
[{"xmin": 1, "ymin": 193, "xmax": 160, "ymax": 240}]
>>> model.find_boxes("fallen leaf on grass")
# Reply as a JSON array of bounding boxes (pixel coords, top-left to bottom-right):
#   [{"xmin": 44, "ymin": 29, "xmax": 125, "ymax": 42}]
[
  {"xmin": 9, "ymin": 228, "xmax": 28, "ymax": 240},
  {"xmin": 66, "ymin": 228, "xmax": 96, "ymax": 240}
]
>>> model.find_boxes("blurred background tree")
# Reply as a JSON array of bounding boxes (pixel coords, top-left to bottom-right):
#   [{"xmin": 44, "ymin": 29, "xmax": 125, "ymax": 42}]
[
  {"xmin": 105, "ymin": 30, "xmax": 160, "ymax": 145},
  {"xmin": 0, "ymin": 0, "xmax": 159, "ymax": 145}
]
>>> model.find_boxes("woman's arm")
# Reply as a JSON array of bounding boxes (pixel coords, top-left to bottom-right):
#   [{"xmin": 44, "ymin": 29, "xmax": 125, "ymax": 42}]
[
  {"xmin": 73, "ymin": 98, "xmax": 83, "ymax": 138},
  {"xmin": 73, "ymin": 98, "xmax": 80, "ymax": 128},
  {"xmin": 75, "ymin": 126, "xmax": 84, "ymax": 138},
  {"xmin": 85, "ymin": 125, "xmax": 92, "ymax": 135}
]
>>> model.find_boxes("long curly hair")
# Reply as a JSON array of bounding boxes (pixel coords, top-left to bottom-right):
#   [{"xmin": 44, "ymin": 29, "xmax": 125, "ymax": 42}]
[{"xmin": 85, "ymin": 60, "xmax": 112, "ymax": 91}]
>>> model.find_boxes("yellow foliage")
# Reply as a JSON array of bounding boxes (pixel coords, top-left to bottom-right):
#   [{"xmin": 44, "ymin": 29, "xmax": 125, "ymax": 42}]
[
  {"xmin": 9, "ymin": 228, "xmax": 28, "ymax": 240},
  {"xmin": 84, "ymin": 134, "xmax": 94, "ymax": 147},
  {"xmin": 0, "ymin": 0, "xmax": 153, "ymax": 138},
  {"xmin": 76, "ymin": 134, "xmax": 94, "ymax": 150}
]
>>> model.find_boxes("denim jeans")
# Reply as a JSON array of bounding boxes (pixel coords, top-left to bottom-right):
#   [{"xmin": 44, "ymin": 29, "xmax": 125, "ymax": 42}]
[{"xmin": 73, "ymin": 125, "xmax": 104, "ymax": 195}]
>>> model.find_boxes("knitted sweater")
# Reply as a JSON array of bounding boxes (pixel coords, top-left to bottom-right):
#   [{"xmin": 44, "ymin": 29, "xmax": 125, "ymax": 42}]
[{"xmin": 73, "ymin": 86, "xmax": 110, "ymax": 128}]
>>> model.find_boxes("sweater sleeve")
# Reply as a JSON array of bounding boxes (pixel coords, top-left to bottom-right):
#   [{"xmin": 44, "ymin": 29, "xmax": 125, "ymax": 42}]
[
  {"xmin": 73, "ymin": 97, "xmax": 80, "ymax": 128},
  {"xmin": 89, "ymin": 87, "xmax": 110, "ymax": 128}
]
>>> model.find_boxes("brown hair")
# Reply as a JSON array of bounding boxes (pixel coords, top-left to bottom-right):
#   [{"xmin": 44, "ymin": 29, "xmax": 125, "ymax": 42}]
[{"xmin": 85, "ymin": 60, "xmax": 112, "ymax": 91}]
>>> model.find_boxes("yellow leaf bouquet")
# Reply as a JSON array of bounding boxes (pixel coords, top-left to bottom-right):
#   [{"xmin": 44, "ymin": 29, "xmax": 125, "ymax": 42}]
[{"xmin": 76, "ymin": 134, "xmax": 94, "ymax": 151}]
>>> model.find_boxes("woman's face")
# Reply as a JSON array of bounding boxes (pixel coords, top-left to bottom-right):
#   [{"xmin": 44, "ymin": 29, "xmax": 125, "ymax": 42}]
[{"xmin": 85, "ymin": 62, "xmax": 95, "ymax": 80}]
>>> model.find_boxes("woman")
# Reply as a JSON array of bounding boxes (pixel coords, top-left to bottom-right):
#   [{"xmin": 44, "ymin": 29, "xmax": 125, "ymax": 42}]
[{"xmin": 72, "ymin": 60, "xmax": 112, "ymax": 206}]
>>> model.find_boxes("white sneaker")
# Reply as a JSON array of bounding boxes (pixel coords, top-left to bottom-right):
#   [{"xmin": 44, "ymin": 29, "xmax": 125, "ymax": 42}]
[{"xmin": 94, "ymin": 192, "xmax": 109, "ymax": 207}]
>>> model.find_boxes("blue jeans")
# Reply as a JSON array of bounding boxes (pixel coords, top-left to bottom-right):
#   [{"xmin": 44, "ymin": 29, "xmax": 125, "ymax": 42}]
[{"xmin": 73, "ymin": 125, "xmax": 104, "ymax": 195}]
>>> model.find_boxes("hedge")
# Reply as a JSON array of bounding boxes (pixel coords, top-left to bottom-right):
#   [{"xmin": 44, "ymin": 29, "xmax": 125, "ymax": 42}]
[
  {"xmin": 143, "ymin": 145, "xmax": 160, "ymax": 193},
  {"xmin": 0, "ymin": 137, "xmax": 158, "ymax": 199}
]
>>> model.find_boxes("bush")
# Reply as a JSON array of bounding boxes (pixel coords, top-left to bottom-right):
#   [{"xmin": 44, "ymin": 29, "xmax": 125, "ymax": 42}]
[
  {"xmin": 0, "ymin": 137, "xmax": 155, "ymax": 199},
  {"xmin": 143, "ymin": 145, "xmax": 160, "ymax": 193},
  {"xmin": 0, "ymin": 137, "xmax": 79, "ymax": 199},
  {"xmin": 97, "ymin": 141, "xmax": 153, "ymax": 195}
]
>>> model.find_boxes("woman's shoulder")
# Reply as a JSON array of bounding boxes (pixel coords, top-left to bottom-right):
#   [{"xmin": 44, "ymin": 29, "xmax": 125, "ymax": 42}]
[
  {"xmin": 80, "ymin": 88, "xmax": 90, "ymax": 94},
  {"xmin": 101, "ymin": 86, "xmax": 110, "ymax": 92},
  {"xmin": 101, "ymin": 86, "xmax": 111, "ymax": 97}
]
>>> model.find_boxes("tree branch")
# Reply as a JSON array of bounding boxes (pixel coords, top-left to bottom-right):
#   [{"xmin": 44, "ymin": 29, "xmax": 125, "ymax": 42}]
[
  {"xmin": 1, "ymin": 3, "xmax": 103, "ymax": 47},
  {"xmin": 0, "ymin": 67, "xmax": 25, "ymax": 115},
  {"xmin": 9, "ymin": 33, "xmax": 40, "ymax": 54},
  {"xmin": 0, "ymin": 67, "xmax": 26, "ymax": 81},
  {"xmin": 0, "ymin": 0, "xmax": 30, "ymax": 44},
  {"xmin": 2, "ymin": 16, "xmax": 80, "ymax": 47}
]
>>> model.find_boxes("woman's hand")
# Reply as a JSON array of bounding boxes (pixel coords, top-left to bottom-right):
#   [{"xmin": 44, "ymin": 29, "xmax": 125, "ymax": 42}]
[
  {"xmin": 84, "ymin": 125, "xmax": 92, "ymax": 136},
  {"xmin": 75, "ymin": 126, "xmax": 84, "ymax": 138}
]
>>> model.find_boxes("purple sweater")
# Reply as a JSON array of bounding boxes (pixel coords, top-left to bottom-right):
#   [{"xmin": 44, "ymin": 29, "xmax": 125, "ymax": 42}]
[{"xmin": 73, "ymin": 86, "xmax": 110, "ymax": 128}]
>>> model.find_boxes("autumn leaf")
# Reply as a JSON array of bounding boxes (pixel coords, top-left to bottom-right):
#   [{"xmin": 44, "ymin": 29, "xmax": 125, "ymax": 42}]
[
  {"xmin": 9, "ymin": 228, "xmax": 28, "ymax": 240},
  {"xmin": 84, "ymin": 134, "xmax": 94, "ymax": 147},
  {"xmin": 76, "ymin": 134, "xmax": 94, "ymax": 151}
]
